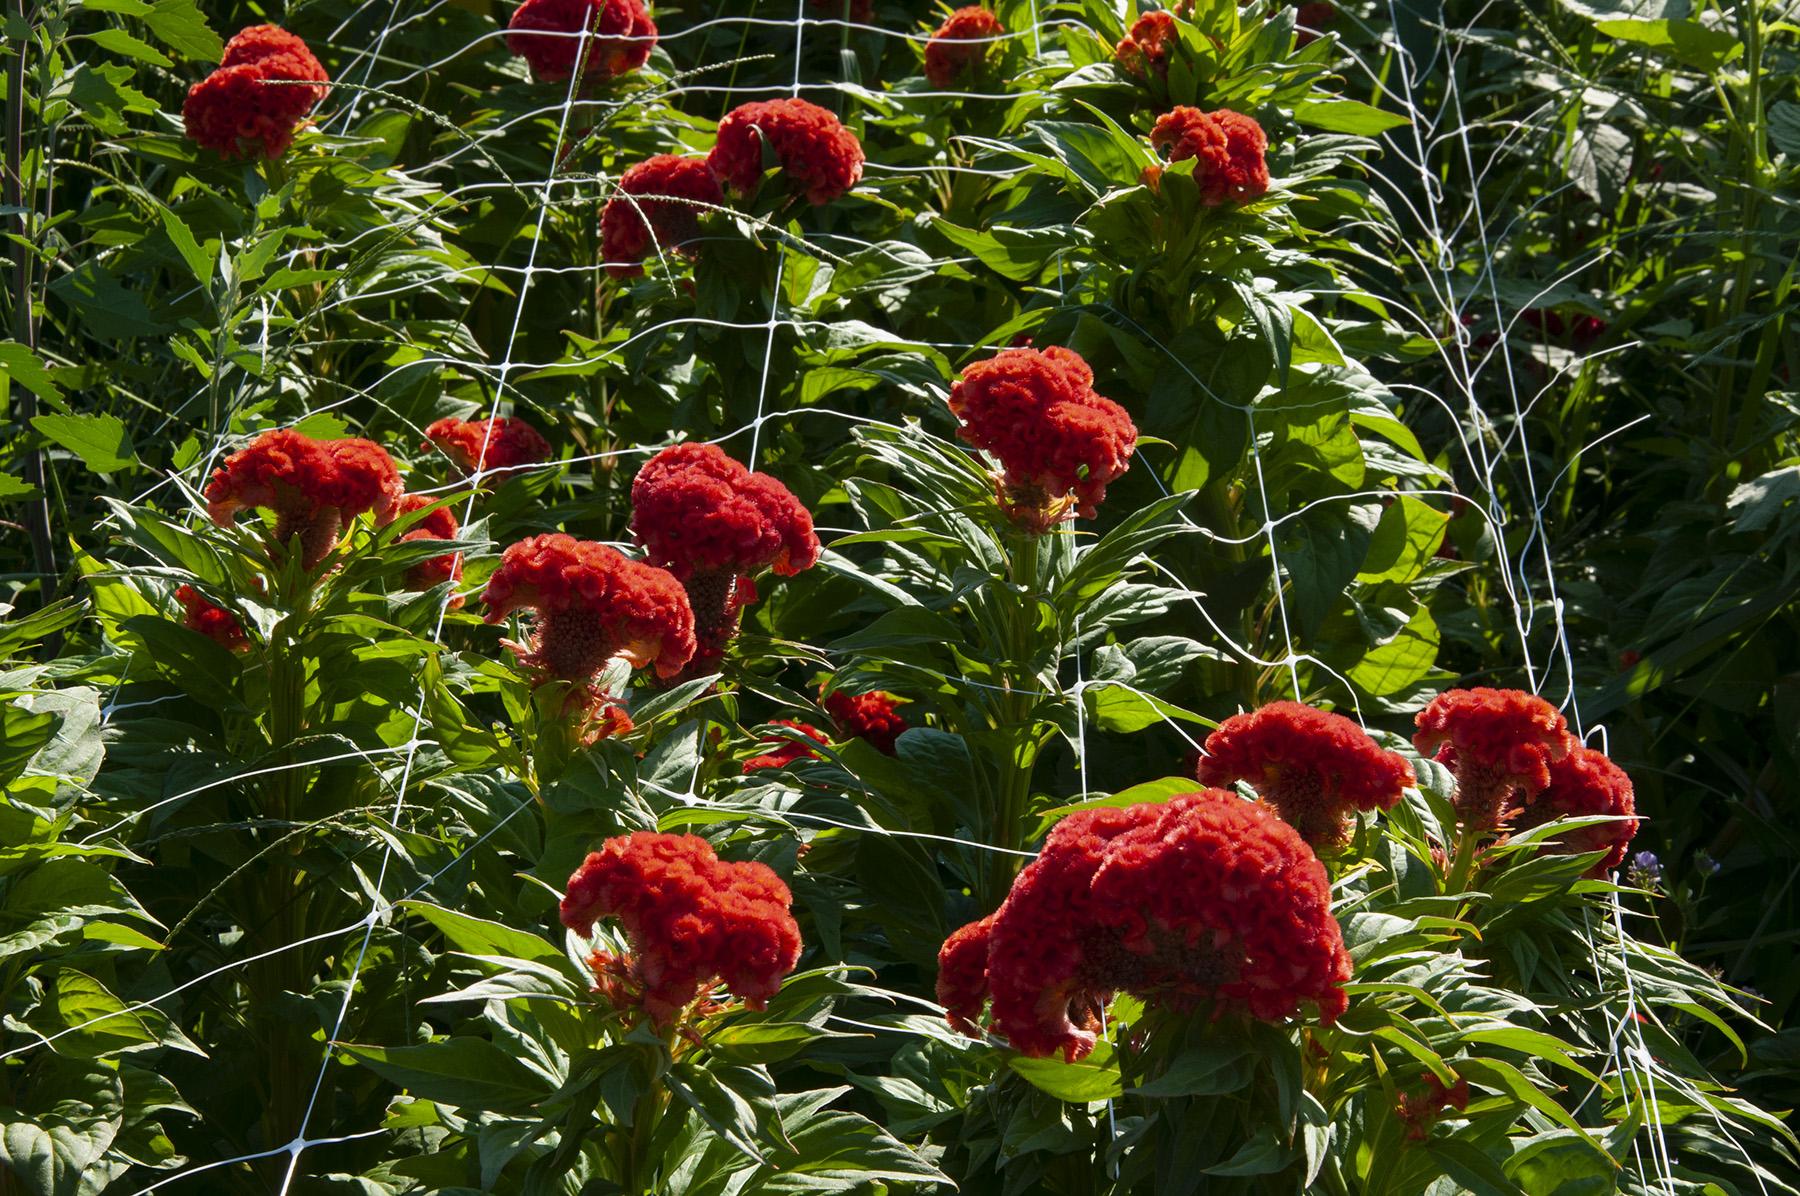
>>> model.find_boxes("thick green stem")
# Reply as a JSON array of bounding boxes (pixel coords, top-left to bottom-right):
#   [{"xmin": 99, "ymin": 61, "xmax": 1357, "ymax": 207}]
[{"xmin": 984, "ymin": 531, "xmax": 1044, "ymax": 906}]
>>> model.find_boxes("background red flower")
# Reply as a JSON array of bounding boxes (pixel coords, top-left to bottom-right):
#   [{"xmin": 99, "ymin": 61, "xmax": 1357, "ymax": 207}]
[{"xmin": 708, "ymin": 99, "xmax": 864, "ymax": 204}]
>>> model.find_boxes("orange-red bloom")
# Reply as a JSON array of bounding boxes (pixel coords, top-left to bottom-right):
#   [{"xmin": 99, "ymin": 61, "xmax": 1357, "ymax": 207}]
[
  {"xmin": 708, "ymin": 99, "xmax": 864, "ymax": 205},
  {"xmin": 1294, "ymin": 0, "xmax": 1334, "ymax": 44},
  {"xmin": 506, "ymin": 0, "xmax": 655, "ymax": 82},
  {"xmin": 1114, "ymin": 10, "xmax": 1178, "ymax": 77},
  {"xmin": 743, "ymin": 721, "xmax": 830, "ymax": 772},
  {"xmin": 1149, "ymin": 107, "xmax": 1270, "ymax": 206},
  {"xmin": 1198, "ymin": 701, "xmax": 1414, "ymax": 848},
  {"xmin": 1516, "ymin": 745, "xmax": 1638, "ymax": 877},
  {"xmin": 925, "ymin": 7, "xmax": 1005, "ymax": 87},
  {"xmin": 205, "ymin": 430, "xmax": 403, "ymax": 568},
  {"xmin": 175, "ymin": 585, "xmax": 249, "ymax": 651},
  {"xmin": 481, "ymin": 533, "xmax": 695, "ymax": 681},
  {"xmin": 948, "ymin": 346, "xmax": 1137, "ymax": 531},
  {"xmin": 938, "ymin": 790, "xmax": 1351, "ymax": 1060},
  {"xmin": 183, "ymin": 25, "xmax": 329, "ymax": 159},
  {"xmin": 561, "ymin": 832, "xmax": 802, "ymax": 1025},
  {"xmin": 1396, "ymin": 1072, "xmax": 1470, "ymax": 1140},
  {"xmin": 395, "ymin": 494, "xmax": 464, "ymax": 603},
  {"xmin": 600, "ymin": 155, "xmax": 723, "ymax": 278},
  {"xmin": 824, "ymin": 688, "xmax": 907, "ymax": 754},
  {"xmin": 424, "ymin": 416, "xmax": 551, "ymax": 476},
  {"xmin": 1413, "ymin": 687, "xmax": 1573, "ymax": 832}
]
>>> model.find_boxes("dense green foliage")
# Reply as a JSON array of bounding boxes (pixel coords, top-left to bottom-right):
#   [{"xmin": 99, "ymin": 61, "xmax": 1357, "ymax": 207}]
[{"xmin": 2, "ymin": 0, "xmax": 1797, "ymax": 1191}]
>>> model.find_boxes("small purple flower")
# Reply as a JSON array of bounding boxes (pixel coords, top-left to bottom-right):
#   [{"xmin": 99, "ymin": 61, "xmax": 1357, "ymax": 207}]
[
  {"xmin": 1694, "ymin": 850, "xmax": 1721, "ymax": 878},
  {"xmin": 1628, "ymin": 850, "xmax": 1662, "ymax": 888}
]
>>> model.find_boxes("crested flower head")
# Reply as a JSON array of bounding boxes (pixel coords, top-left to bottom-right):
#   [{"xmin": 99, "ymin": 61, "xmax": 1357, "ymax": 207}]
[
  {"xmin": 506, "ymin": 0, "xmax": 655, "ymax": 82},
  {"xmin": 424, "ymin": 416, "xmax": 551, "ymax": 476},
  {"xmin": 1113, "ymin": 10, "xmax": 1178, "ymax": 77},
  {"xmin": 924, "ymin": 7, "xmax": 1005, "ymax": 87},
  {"xmin": 175, "ymin": 585, "xmax": 249, "ymax": 651},
  {"xmin": 395, "ymin": 494, "xmax": 464, "ymax": 602},
  {"xmin": 481, "ymin": 533, "xmax": 696, "ymax": 681},
  {"xmin": 1414, "ymin": 687, "xmax": 1573, "ymax": 831},
  {"xmin": 1516, "ymin": 745, "xmax": 1638, "ymax": 877},
  {"xmin": 743, "ymin": 720, "xmax": 830, "ymax": 772},
  {"xmin": 205, "ymin": 430, "xmax": 403, "ymax": 568},
  {"xmin": 183, "ymin": 25, "xmax": 329, "ymax": 159},
  {"xmin": 560, "ymin": 832, "xmax": 802, "ymax": 1025},
  {"xmin": 1148, "ymin": 107, "xmax": 1270, "ymax": 206},
  {"xmin": 600, "ymin": 155, "xmax": 724, "ymax": 278},
  {"xmin": 947, "ymin": 345, "xmax": 1137, "ymax": 532},
  {"xmin": 708, "ymin": 99, "xmax": 864, "ymax": 205},
  {"xmin": 823, "ymin": 687, "xmax": 908, "ymax": 755},
  {"xmin": 938, "ymin": 790, "xmax": 1350, "ymax": 1060},
  {"xmin": 1197, "ymin": 701, "xmax": 1414, "ymax": 848}
]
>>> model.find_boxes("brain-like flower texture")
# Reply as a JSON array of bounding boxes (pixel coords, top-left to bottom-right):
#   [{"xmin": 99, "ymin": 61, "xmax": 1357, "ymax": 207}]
[
  {"xmin": 948, "ymin": 346, "xmax": 1137, "ymax": 531},
  {"xmin": 205, "ymin": 430, "xmax": 403, "ymax": 569},
  {"xmin": 1198, "ymin": 701, "xmax": 1414, "ymax": 848},
  {"xmin": 395, "ymin": 494, "xmax": 464, "ymax": 602},
  {"xmin": 708, "ymin": 99, "xmax": 864, "ymax": 205},
  {"xmin": 424, "ymin": 415, "xmax": 551, "ymax": 476},
  {"xmin": 1149, "ymin": 107, "xmax": 1270, "ymax": 206},
  {"xmin": 600, "ymin": 155, "xmax": 724, "ymax": 278},
  {"xmin": 1516, "ymin": 745, "xmax": 1638, "ymax": 877},
  {"xmin": 506, "ymin": 0, "xmax": 655, "ymax": 82},
  {"xmin": 743, "ymin": 721, "xmax": 830, "ymax": 772},
  {"xmin": 1413, "ymin": 687, "xmax": 1573, "ymax": 832},
  {"xmin": 481, "ymin": 533, "xmax": 696, "ymax": 682},
  {"xmin": 824, "ymin": 688, "xmax": 908, "ymax": 755},
  {"xmin": 175, "ymin": 585, "xmax": 249, "ymax": 652},
  {"xmin": 925, "ymin": 7, "xmax": 1005, "ymax": 87},
  {"xmin": 938, "ymin": 790, "xmax": 1350, "ymax": 1061},
  {"xmin": 1113, "ymin": 10, "xmax": 1178, "ymax": 78},
  {"xmin": 560, "ymin": 832, "xmax": 802, "ymax": 1025},
  {"xmin": 183, "ymin": 25, "xmax": 330, "ymax": 160}
]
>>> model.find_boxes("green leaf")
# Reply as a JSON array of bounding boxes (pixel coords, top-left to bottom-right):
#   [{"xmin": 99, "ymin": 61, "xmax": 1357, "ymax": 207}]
[
  {"xmin": 1203, "ymin": 1129, "xmax": 1290, "ymax": 1177},
  {"xmin": 1593, "ymin": 17, "xmax": 1741, "ymax": 69},
  {"xmin": 1293, "ymin": 98, "xmax": 1411, "ymax": 134},
  {"xmin": 0, "ymin": 342, "xmax": 64, "ymax": 401},
  {"xmin": 1009, "ymin": 1041, "xmax": 1124, "ymax": 1102},
  {"xmin": 1358, "ymin": 496, "xmax": 1449, "ymax": 583},
  {"xmin": 1042, "ymin": 775, "xmax": 1197, "ymax": 818},
  {"xmin": 934, "ymin": 220, "xmax": 1077, "ymax": 282},
  {"xmin": 142, "ymin": 0, "xmax": 222, "ymax": 60},
  {"xmin": 758, "ymin": 1092, "xmax": 951, "ymax": 1191},
  {"xmin": 340, "ymin": 1038, "xmax": 553, "ymax": 1114},
  {"xmin": 400, "ymin": 902, "xmax": 567, "ymax": 967},
  {"xmin": 31, "ymin": 414, "xmax": 137, "ymax": 475},
  {"xmin": 84, "ymin": 27, "xmax": 172, "ymax": 65},
  {"xmin": 158, "ymin": 206, "xmax": 214, "ymax": 286},
  {"xmin": 0, "ymin": 1058, "xmax": 123, "ymax": 1196},
  {"xmin": 1346, "ymin": 603, "xmax": 1439, "ymax": 696},
  {"xmin": 1130, "ymin": 1039, "xmax": 1253, "ymax": 1097},
  {"xmin": 1083, "ymin": 683, "xmax": 1210, "ymax": 733}
]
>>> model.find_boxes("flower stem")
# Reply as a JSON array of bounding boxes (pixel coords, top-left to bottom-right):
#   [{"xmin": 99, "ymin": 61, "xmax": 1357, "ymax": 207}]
[{"xmin": 984, "ymin": 530, "xmax": 1044, "ymax": 906}]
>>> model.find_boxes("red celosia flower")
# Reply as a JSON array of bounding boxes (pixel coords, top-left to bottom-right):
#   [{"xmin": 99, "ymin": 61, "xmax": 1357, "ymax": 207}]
[
  {"xmin": 925, "ymin": 7, "xmax": 1005, "ymax": 87},
  {"xmin": 1413, "ymin": 687, "xmax": 1573, "ymax": 832},
  {"xmin": 1148, "ymin": 107, "xmax": 1270, "ymax": 206},
  {"xmin": 823, "ymin": 688, "xmax": 908, "ymax": 754},
  {"xmin": 947, "ymin": 346, "xmax": 1137, "ymax": 531},
  {"xmin": 1114, "ymin": 10, "xmax": 1178, "ymax": 77},
  {"xmin": 424, "ymin": 416, "xmax": 552, "ymax": 476},
  {"xmin": 481, "ymin": 533, "xmax": 696, "ymax": 681},
  {"xmin": 1197, "ymin": 701, "xmax": 1414, "ymax": 848},
  {"xmin": 506, "ymin": 0, "xmax": 655, "ymax": 82},
  {"xmin": 560, "ymin": 832, "xmax": 802, "ymax": 1025},
  {"xmin": 1515, "ymin": 745, "xmax": 1638, "ymax": 877},
  {"xmin": 183, "ymin": 25, "xmax": 330, "ymax": 160},
  {"xmin": 1520, "ymin": 308, "xmax": 1607, "ymax": 350},
  {"xmin": 743, "ymin": 720, "xmax": 830, "ymax": 772},
  {"xmin": 630, "ymin": 443, "xmax": 820, "ymax": 660},
  {"xmin": 174, "ymin": 584, "xmax": 249, "ymax": 652},
  {"xmin": 708, "ymin": 99, "xmax": 864, "ymax": 205},
  {"xmin": 937, "ymin": 913, "xmax": 997, "ymax": 1035},
  {"xmin": 600, "ymin": 155, "xmax": 724, "ymax": 278},
  {"xmin": 1294, "ymin": 0, "xmax": 1334, "ymax": 45},
  {"xmin": 205, "ymin": 430, "xmax": 403, "ymax": 568},
  {"xmin": 395, "ymin": 494, "xmax": 464, "ymax": 604},
  {"xmin": 1396, "ymin": 1072, "xmax": 1470, "ymax": 1140},
  {"xmin": 938, "ymin": 790, "xmax": 1351, "ymax": 1060}
]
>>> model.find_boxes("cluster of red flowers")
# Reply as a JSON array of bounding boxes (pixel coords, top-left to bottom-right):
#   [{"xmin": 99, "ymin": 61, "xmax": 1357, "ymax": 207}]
[
  {"xmin": 1113, "ymin": 10, "xmax": 1178, "ymax": 78},
  {"xmin": 394, "ymin": 494, "xmax": 464, "ymax": 602},
  {"xmin": 600, "ymin": 155, "xmax": 724, "ymax": 277},
  {"xmin": 924, "ymin": 7, "xmax": 1005, "ymax": 87},
  {"xmin": 174, "ymin": 585, "xmax": 249, "ymax": 651},
  {"xmin": 561, "ymin": 832, "xmax": 802, "ymax": 1025},
  {"xmin": 823, "ymin": 688, "xmax": 908, "ymax": 755},
  {"xmin": 481, "ymin": 532, "xmax": 696, "ymax": 683},
  {"xmin": 1414, "ymin": 687, "xmax": 1637, "ymax": 877},
  {"xmin": 506, "ymin": 0, "xmax": 655, "ymax": 83},
  {"xmin": 1148, "ymin": 107, "xmax": 1270, "ymax": 206},
  {"xmin": 424, "ymin": 415, "xmax": 552, "ymax": 476},
  {"xmin": 743, "ymin": 720, "xmax": 831, "ymax": 772},
  {"xmin": 708, "ymin": 99, "xmax": 864, "ymax": 205},
  {"xmin": 184, "ymin": 25, "xmax": 330, "ymax": 160},
  {"xmin": 947, "ymin": 346, "xmax": 1137, "ymax": 532},
  {"xmin": 1197, "ymin": 701, "xmax": 1415, "ymax": 848},
  {"xmin": 1396, "ymin": 1073, "xmax": 1470, "ymax": 1140},
  {"xmin": 938, "ymin": 791, "xmax": 1351, "ymax": 1060},
  {"xmin": 629, "ymin": 443, "xmax": 820, "ymax": 665},
  {"xmin": 206, "ymin": 429, "xmax": 403, "ymax": 568}
]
